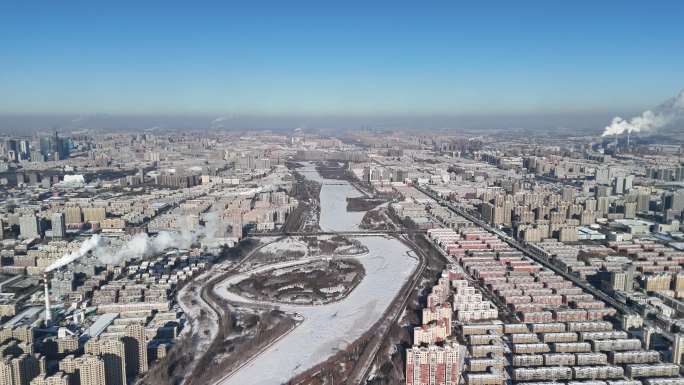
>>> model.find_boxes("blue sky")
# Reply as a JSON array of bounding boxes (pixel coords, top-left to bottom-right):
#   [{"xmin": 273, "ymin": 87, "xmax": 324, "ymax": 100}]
[{"xmin": 1, "ymin": 0, "xmax": 683, "ymax": 117}]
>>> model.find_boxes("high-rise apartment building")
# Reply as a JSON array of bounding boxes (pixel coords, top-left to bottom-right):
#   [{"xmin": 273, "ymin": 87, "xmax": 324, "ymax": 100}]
[
  {"xmin": 84, "ymin": 338, "xmax": 126, "ymax": 385},
  {"xmin": 29, "ymin": 372, "xmax": 70, "ymax": 385},
  {"xmin": 82, "ymin": 207, "xmax": 106, "ymax": 224},
  {"xmin": 643, "ymin": 273, "xmax": 672, "ymax": 292},
  {"xmin": 481, "ymin": 201, "xmax": 511, "ymax": 226},
  {"xmin": 596, "ymin": 185, "xmax": 611, "ymax": 198},
  {"xmin": 4, "ymin": 139, "xmax": 19, "ymax": 162},
  {"xmin": 0, "ymin": 353, "xmax": 41, "ymax": 385},
  {"xmin": 39, "ymin": 133, "xmax": 70, "ymax": 161},
  {"xmin": 79, "ymin": 355, "xmax": 107, "ymax": 385},
  {"xmin": 595, "ymin": 167, "xmax": 610, "ymax": 185},
  {"xmin": 636, "ymin": 191, "xmax": 650, "ymax": 212},
  {"xmin": 18, "ymin": 140, "xmax": 30, "ymax": 161},
  {"xmin": 624, "ymin": 201, "xmax": 637, "ymax": 219},
  {"xmin": 30, "ymin": 149, "xmax": 44, "ymax": 163},
  {"xmin": 624, "ymin": 174, "xmax": 634, "ymax": 191},
  {"xmin": 584, "ymin": 198, "xmax": 597, "ymax": 212},
  {"xmin": 558, "ymin": 226, "xmax": 578, "ymax": 242},
  {"xmin": 597, "ymin": 197, "xmax": 610, "ymax": 216},
  {"xmin": 123, "ymin": 324, "xmax": 148, "ymax": 377},
  {"xmin": 406, "ymin": 342, "xmax": 466, "ymax": 385},
  {"xmin": 663, "ymin": 189, "xmax": 684, "ymax": 217},
  {"xmin": 64, "ymin": 207, "xmax": 82, "ymax": 225},
  {"xmin": 60, "ymin": 354, "xmax": 106, "ymax": 385},
  {"xmin": 614, "ymin": 176, "xmax": 625, "ymax": 194},
  {"xmin": 609, "ymin": 268, "xmax": 635, "ymax": 292},
  {"xmin": 561, "ymin": 186, "xmax": 575, "ymax": 202},
  {"xmin": 673, "ymin": 333, "xmax": 684, "ymax": 366},
  {"xmin": 57, "ymin": 355, "xmax": 77, "ymax": 376},
  {"xmin": 51, "ymin": 213, "xmax": 66, "ymax": 238},
  {"xmin": 19, "ymin": 214, "xmax": 41, "ymax": 239}
]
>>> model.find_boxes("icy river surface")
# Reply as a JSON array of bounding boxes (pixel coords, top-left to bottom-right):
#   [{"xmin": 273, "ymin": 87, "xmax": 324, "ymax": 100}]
[{"xmin": 215, "ymin": 162, "xmax": 418, "ymax": 385}]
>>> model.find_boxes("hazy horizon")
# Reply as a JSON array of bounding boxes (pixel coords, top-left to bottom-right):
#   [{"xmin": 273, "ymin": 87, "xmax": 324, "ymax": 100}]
[{"xmin": 0, "ymin": 110, "xmax": 643, "ymax": 135}]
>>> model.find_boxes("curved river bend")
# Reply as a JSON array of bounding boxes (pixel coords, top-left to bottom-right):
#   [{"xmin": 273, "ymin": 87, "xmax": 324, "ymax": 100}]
[{"xmin": 215, "ymin": 162, "xmax": 417, "ymax": 385}]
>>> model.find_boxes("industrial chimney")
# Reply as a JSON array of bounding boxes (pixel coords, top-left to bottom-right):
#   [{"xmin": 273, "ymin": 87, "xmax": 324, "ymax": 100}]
[{"xmin": 43, "ymin": 272, "xmax": 52, "ymax": 325}]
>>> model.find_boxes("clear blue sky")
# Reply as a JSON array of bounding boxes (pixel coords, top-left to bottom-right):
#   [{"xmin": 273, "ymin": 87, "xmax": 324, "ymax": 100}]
[{"xmin": 1, "ymin": 0, "xmax": 683, "ymax": 116}]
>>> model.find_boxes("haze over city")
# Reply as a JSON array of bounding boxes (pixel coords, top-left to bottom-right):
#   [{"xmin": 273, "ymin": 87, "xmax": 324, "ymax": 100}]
[{"xmin": 1, "ymin": 2, "xmax": 684, "ymax": 385}]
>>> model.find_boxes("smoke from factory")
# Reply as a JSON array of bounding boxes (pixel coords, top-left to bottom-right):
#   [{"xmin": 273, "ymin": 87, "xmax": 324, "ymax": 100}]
[
  {"xmin": 45, "ymin": 234, "xmax": 103, "ymax": 272},
  {"xmin": 602, "ymin": 89, "xmax": 684, "ymax": 137},
  {"xmin": 96, "ymin": 213, "xmax": 224, "ymax": 265},
  {"xmin": 46, "ymin": 211, "xmax": 226, "ymax": 271}
]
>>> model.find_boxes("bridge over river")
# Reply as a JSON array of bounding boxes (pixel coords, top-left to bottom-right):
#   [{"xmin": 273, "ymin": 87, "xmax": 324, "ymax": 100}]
[{"xmin": 247, "ymin": 229, "xmax": 426, "ymax": 237}]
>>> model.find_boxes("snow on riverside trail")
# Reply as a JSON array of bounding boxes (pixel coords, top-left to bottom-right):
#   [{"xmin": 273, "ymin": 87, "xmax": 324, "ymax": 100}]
[{"xmin": 214, "ymin": 163, "xmax": 418, "ymax": 385}]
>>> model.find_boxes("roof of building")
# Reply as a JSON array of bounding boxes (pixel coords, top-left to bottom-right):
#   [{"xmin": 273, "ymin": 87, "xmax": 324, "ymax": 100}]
[{"xmin": 83, "ymin": 313, "xmax": 119, "ymax": 338}]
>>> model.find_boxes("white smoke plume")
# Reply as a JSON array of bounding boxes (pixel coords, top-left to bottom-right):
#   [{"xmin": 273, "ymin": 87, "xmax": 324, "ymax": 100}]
[
  {"xmin": 201, "ymin": 211, "xmax": 221, "ymax": 241},
  {"xmin": 602, "ymin": 89, "xmax": 684, "ymax": 137},
  {"xmin": 95, "ymin": 211, "xmax": 227, "ymax": 265},
  {"xmin": 45, "ymin": 234, "xmax": 103, "ymax": 272},
  {"xmin": 94, "ymin": 230, "xmax": 196, "ymax": 265},
  {"xmin": 210, "ymin": 115, "xmax": 234, "ymax": 129},
  {"xmin": 47, "ymin": 211, "xmax": 228, "ymax": 270}
]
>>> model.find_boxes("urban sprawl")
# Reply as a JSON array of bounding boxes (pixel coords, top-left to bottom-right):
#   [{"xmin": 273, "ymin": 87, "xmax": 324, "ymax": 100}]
[{"xmin": 0, "ymin": 128, "xmax": 683, "ymax": 385}]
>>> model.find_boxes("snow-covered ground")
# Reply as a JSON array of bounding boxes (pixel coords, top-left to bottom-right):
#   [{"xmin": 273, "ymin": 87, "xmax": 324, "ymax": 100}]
[
  {"xmin": 257, "ymin": 237, "xmax": 308, "ymax": 256},
  {"xmin": 214, "ymin": 162, "xmax": 418, "ymax": 385},
  {"xmin": 177, "ymin": 268, "xmax": 221, "ymax": 382},
  {"xmin": 238, "ymin": 237, "xmax": 310, "ymax": 271}
]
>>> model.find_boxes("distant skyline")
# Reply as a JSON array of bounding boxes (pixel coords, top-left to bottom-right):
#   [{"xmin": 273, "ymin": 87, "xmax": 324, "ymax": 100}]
[
  {"xmin": 1, "ymin": 1, "xmax": 683, "ymax": 124},
  {"xmin": 0, "ymin": 111, "xmax": 642, "ymax": 135}
]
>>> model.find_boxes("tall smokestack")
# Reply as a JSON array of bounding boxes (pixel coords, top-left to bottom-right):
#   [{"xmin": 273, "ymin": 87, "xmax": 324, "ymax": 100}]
[
  {"xmin": 43, "ymin": 272, "xmax": 52, "ymax": 325},
  {"xmin": 627, "ymin": 131, "xmax": 630, "ymax": 148}
]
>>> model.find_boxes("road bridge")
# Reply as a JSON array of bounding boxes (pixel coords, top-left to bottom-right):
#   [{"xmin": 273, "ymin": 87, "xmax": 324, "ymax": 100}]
[{"xmin": 247, "ymin": 229, "xmax": 426, "ymax": 237}]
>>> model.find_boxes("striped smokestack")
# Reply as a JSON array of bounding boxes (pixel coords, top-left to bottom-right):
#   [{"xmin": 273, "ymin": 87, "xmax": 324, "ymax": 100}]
[{"xmin": 43, "ymin": 272, "xmax": 52, "ymax": 325}]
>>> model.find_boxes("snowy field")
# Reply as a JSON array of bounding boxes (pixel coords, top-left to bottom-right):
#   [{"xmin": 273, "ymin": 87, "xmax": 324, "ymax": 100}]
[
  {"xmin": 257, "ymin": 237, "xmax": 308, "ymax": 255},
  {"xmin": 214, "ymin": 163, "xmax": 418, "ymax": 385}
]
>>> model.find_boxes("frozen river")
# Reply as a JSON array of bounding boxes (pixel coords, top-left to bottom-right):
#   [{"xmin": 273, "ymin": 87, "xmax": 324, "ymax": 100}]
[
  {"xmin": 214, "ymin": 162, "xmax": 418, "ymax": 385},
  {"xmin": 300, "ymin": 162, "xmax": 366, "ymax": 231}
]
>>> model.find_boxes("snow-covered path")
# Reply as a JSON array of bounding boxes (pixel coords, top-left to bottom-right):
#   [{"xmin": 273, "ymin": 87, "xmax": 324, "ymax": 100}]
[{"xmin": 177, "ymin": 268, "xmax": 222, "ymax": 382}]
